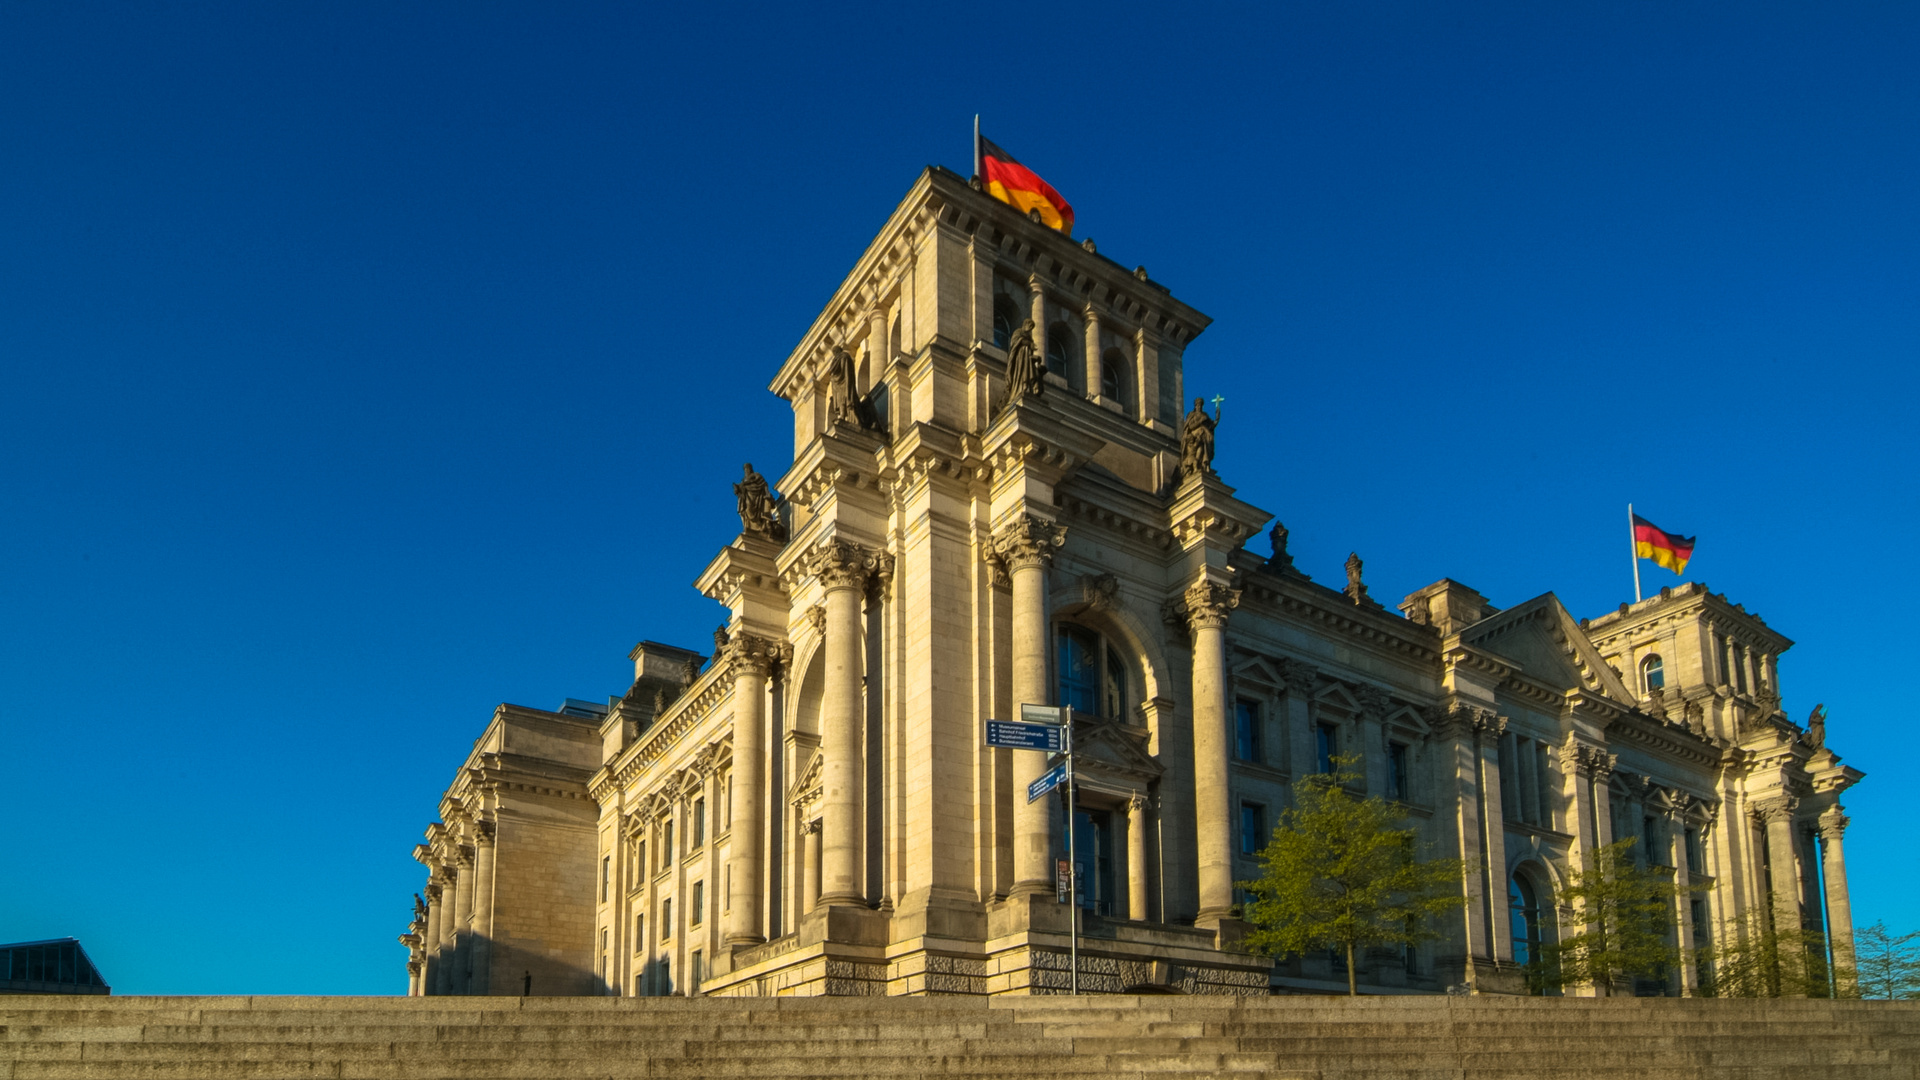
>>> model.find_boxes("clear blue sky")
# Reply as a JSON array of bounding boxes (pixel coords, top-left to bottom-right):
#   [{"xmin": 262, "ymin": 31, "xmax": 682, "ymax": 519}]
[{"xmin": 3, "ymin": 3, "xmax": 1914, "ymax": 994}]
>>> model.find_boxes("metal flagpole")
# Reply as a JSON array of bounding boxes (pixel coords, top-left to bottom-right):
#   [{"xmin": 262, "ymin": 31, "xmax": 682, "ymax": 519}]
[
  {"xmin": 973, "ymin": 115, "xmax": 981, "ymax": 181},
  {"xmin": 1064, "ymin": 705, "xmax": 1078, "ymax": 995},
  {"xmin": 1628, "ymin": 503, "xmax": 1643, "ymax": 603}
]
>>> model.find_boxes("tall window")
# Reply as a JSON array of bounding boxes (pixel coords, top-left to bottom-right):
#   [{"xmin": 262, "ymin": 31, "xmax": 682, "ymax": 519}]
[
  {"xmin": 1240, "ymin": 803, "xmax": 1267, "ymax": 855},
  {"xmin": 692, "ymin": 799, "xmax": 706, "ymax": 848},
  {"xmin": 1056, "ymin": 625, "xmax": 1130, "ymax": 721},
  {"xmin": 1644, "ymin": 816, "xmax": 1666, "ymax": 865},
  {"xmin": 1234, "ymin": 699, "xmax": 1262, "ymax": 762},
  {"xmin": 1045, "ymin": 321, "xmax": 1075, "ymax": 379},
  {"xmin": 632, "ymin": 843, "xmax": 645, "ymax": 889},
  {"xmin": 1100, "ymin": 347, "xmax": 1130, "ymax": 409},
  {"xmin": 601, "ymin": 856, "xmax": 611, "ymax": 902},
  {"xmin": 1316, "ymin": 723, "xmax": 1337, "ymax": 774},
  {"xmin": 1071, "ymin": 808, "xmax": 1115, "ymax": 916},
  {"xmin": 663, "ymin": 820, "xmax": 674, "ymax": 863},
  {"xmin": 1642, "ymin": 654, "xmax": 1665, "ymax": 692},
  {"xmin": 690, "ymin": 950, "xmax": 703, "ymax": 994},
  {"xmin": 660, "ymin": 956, "xmax": 671, "ymax": 996},
  {"xmin": 1510, "ymin": 875, "xmax": 1546, "ymax": 967},
  {"xmin": 1388, "ymin": 742, "xmax": 1410, "ymax": 802},
  {"xmin": 661, "ymin": 899, "xmax": 671, "ymax": 939},
  {"xmin": 1685, "ymin": 827, "xmax": 1705, "ymax": 875},
  {"xmin": 634, "ymin": 914, "xmax": 644, "ymax": 948},
  {"xmin": 691, "ymin": 881, "xmax": 704, "ymax": 924},
  {"xmin": 993, "ymin": 295, "xmax": 1020, "ymax": 350}
]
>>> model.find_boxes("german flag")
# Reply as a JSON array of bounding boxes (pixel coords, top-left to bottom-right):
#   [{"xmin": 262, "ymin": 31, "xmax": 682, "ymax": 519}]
[
  {"xmin": 1633, "ymin": 514, "xmax": 1696, "ymax": 575},
  {"xmin": 978, "ymin": 135, "xmax": 1074, "ymax": 234}
]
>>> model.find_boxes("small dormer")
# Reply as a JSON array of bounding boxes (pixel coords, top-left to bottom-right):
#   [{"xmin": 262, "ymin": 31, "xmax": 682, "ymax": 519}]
[{"xmin": 1400, "ymin": 579, "xmax": 1497, "ymax": 635}]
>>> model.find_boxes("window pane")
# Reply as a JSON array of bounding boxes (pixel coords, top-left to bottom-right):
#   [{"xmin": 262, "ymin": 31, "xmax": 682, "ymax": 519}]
[
  {"xmin": 1234, "ymin": 700, "xmax": 1260, "ymax": 761},
  {"xmin": 1057, "ymin": 626, "xmax": 1100, "ymax": 715},
  {"xmin": 1104, "ymin": 645, "xmax": 1127, "ymax": 720}
]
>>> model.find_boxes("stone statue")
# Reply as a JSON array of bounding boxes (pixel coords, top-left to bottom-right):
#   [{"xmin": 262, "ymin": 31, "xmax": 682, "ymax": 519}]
[
  {"xmin": 1178, "ymin": 397, "xmax": 1216, "ymax": 480},
  {"xmin": 826, "ymin": 346, "xmax": 879, "ymax": 432},
  {"xmin": 1004, "ymin": 318, "xmax": 1043, "ymax": 406},
  {"xmin": 1344, "ymin": 552, "xmax": 1371, "ymax": 605},
  {"xmin": 733, "ymin": 463, "xmax": 786, "ymax": 541},
  {"xmin": 713, "ymin": 624, "xmax": 730, "ymax": 655},
  {"xmin": 1268, "ymin": 520, "xmax": 1294, "ymax": 571},
  {"xmin": 1807, "ymin": 703, "xmax": 1827, "ymax": 749}
]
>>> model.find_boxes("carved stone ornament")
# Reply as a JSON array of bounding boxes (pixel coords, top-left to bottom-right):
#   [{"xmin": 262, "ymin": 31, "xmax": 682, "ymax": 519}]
[
  {"xmin": 733, "ymin": 463, "xmax": 789, "ymax": 542},
  {"xmin": 1748, "ymin": 795, "xmax": 1801, "ymax": 827},
  {"xmin": 1002, "ymin": 318, "xmax": 1044, "ymax": 409},
  {"xmin": 1427, "ymin": 702, "xmax": 1503, "ymax": 741},
  {"xmin": 987, "ymin": 513, "xmax": 1068, "ymax": 573},
  {"xmin": 1353, "ymin": 685, "xmax": 1391, "ymax": 720},
  {"xmin": 1344, "ymin": 553, "xmax": 1372, "ymax": 606},
  {"xmin": 1127, "ymin": 792, "xmax": 1149, "ymax": 815},
  {"xmin": 1806, "ymin": 703, "xmax": 1827, "ymax": 750},
  {"xmin": 723, "ymin": 631, "xmax": 777, "ymax": 679},
  {"xmin": 802, "ymin": 538, "xmax": 886, "ymax": 591},
  {"xmin": 1084, "ymin": 572, "xmax": 1120, "ymax": 611},
  {"xmin": 1177, "ymin": 397, "xmax": 1216, "ymax": 482},
  {"xmin": 1268, "ymin": 520, "xmax": 1295, "ymax": 571},
  {"xmin": 825, "ymin": 347, "xmax": 880, "ymax": 433},
  {"xmin": 1277, "ymin": 658, "xmax": 1318, "ymax": 696},
  {"xmin": 1181, "ymin": 579, "xmax": 1241, "ymax": 632},
  {"xmin": 805, "ymin": 604, "xmax": 827, "ymax": 634},
  {"xmin": 1817, "ymin": 805, "xmax": 1849, "ymax": 841}
]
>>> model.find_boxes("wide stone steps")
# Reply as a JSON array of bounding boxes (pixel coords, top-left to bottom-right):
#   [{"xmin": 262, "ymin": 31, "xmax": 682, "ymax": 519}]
[{"xmin": 4, "ymin": 995, "xmax": 1916, "ymax": 1080}]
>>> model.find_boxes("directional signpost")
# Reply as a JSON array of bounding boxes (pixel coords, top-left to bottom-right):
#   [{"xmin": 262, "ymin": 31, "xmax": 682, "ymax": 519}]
[{"xmin": 983, "ymin": 702, "xmax": 1078, "ymax": 994}]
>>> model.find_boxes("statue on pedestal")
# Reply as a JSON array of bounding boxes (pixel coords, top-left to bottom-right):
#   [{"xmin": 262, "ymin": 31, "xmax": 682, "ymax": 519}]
[
  {"xmin": 733, "ymin": 463, "xmax": 788, "ymax": 542},
  {"xmin": 1179, "ymin": 397, "xmax": 1216, "ymax": 480},
  {"xmin": 1004, "ymin": 318, "xmax": 1043, "ymax": 407}
]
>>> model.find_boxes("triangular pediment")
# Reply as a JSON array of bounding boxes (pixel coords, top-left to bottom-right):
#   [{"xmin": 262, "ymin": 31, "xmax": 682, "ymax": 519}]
[
  {"xmin": 1071, "ymin": 719, "xmax": 1164, "ymax": 782},
  {"xmin": 786, "ymin": 750, "xmax": 823, "ymax": 805},
  {"xmin": 1457, "ymin": 593, "xmax": 1635, "ymax": 705}
]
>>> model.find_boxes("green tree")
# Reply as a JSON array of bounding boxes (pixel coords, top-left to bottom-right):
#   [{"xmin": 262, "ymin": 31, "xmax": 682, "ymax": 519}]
[
  {"xmin": 1701, "ymin": 908, "xmax": 1845, "ymax": 998},
  {"xmin": 1853, "ymin": 921, "xmax": 1920, "ymax": 1001},
  {"xmin": 1238, "ymin": 755, "xmax": 1468, "ymax": 995},
  {"xmin": 1533, "ymin": 838, "xmax": 1702, "ymax": 996}
]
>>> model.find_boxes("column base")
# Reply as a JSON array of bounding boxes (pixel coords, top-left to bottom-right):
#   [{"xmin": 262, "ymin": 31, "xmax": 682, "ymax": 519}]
[{"xmin": 1193, "ymin": 913, "xmax": 1254, "ymax": 954}]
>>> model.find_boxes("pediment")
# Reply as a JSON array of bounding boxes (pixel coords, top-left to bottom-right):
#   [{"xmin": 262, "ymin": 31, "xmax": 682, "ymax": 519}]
[
  {"xmin": 786, "ymin": 750, "xmax": 823, "ymax": 805},
  {"xmin": 1072, "ymin": 719, "xmax": 1164, "ymax": 781},
  {"xmin": 1230, "ymin": 654, "xmax": 1285, "ymax": 688},
  {"xmin": 1457, "ymin": 593, "xmax": 1635, "ymax": 705}
]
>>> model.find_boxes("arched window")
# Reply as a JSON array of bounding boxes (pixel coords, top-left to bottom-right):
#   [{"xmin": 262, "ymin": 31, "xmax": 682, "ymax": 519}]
[
  {"xmin": 993, "ymin": 295, "xmax": 1021, "ymax": 350},
  {"xmin": 1045, "ymin": 321, "xmax": 1076, "ymax": 380},
  {"xmin": 1055, "ymin": 624, "xmax": 1131, "ymax": 721},
  {"xmin": 1510, "ymin": 873, "xmax": 1546, "ymax": 967},
  {"xmin": 1642, "ymin": 654, "xmax": 1665, "ymax": 693},
  {"xmin": 1100, "ymin": 347, "xmax": 1130, "ymax": 409}
]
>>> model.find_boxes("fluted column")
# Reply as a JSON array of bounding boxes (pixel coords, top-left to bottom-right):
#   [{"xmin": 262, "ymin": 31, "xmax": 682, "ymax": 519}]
[
  {"xmin": 803, "ymin": 540, "xmax": 884, "ymax": 907},
  {"xmin": 1819, "ymin": 808, "xmax": 1856, "ymax": 990},
  {"xmin": 1184, "ymin": 578, "xmax": 1241, "ymax": 922},
  {"xmin": 421, "ymin": 883, "xmax": 444, "ymax": 996},
  {"xmin": 1126, "ymin": 792, "xmax": 1150, "ymax": 922},
  {"xmin": 470, "ymin": 823, "xmax": 497, "ymax": 995},
  {"xmin": 726, "ymin": 634, "xmax": 774, "ymax": 944},
  {"xmin": 990, "ymin": 514, "xmax": 1068, "ymax": 896}
]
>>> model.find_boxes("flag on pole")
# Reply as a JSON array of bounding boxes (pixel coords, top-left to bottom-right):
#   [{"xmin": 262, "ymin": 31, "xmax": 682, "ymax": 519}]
[
  {"xmin": 1632, "ymin": 514, "xmax": 1696, "ymax": 575},
  {"xmin": 977, "ymin": 134, "xmax": 1074, "ymax": 234}
]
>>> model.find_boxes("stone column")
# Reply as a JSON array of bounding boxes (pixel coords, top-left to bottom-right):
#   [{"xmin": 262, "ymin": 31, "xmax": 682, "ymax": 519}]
[
  {"xmin": 801, "ymin": 818, "xmax": 822, "ymax": 914},
  {"xmin": 1126, "ymin": 792, "xmax": 1150, "ymax": 922},
  {"xmin": 470, "ymin": 823, "xmax": 497, "ymax": 995},
  {"xmin": 1476, "ymin": 716, "xmax": 1512, "ymax": 963},
  {"xmin": 1028, "ymin": 275, "xmax": 1048, "ymax": 376},
  {"xmin": 434, "ymin": 869, "xmax": 458, "ymax": 994},
  {"xmin": 421, "ymin": 883, "xmax": 444, "ymax": 996},
  {"xmin": 1818, "ymin": 808, "xmax": 1856, "ymax": 990},
  {"xmin": 1668, "ymin": 807, "xmax": 1698, "ymax": 996},
  {"xmin": 449, "ymin": 849, "xmax": 474, "ymax": 994},
  {"xmin": 803, "ymin": 540, "xmax": 881, "ymax": 908},
  {"xmin": 990, "ymin": 514, "xmax": 1067, "ymax": 897},
  {"xmin": 1184, "ymin": 578, "xmax": 1241, "ymax": 923},
  {"xmin": 866, "ymin": 305, "xmax": 888, "ymax": 385},
  {"xmin": 406, "ymin": 958, "xmax": 422, "ymax": 997},
  {"xmin": 726, "ymin": 635, "xmax": 773, "ymax": 945},
  {"xmin": 1082, "ymin": 305, "xmax": 1102, "ymax": 398},
  {"xmin": 1135, "ymin": 326, "xmax": 1160, "ymax": 426},
  {"xmin": 1754, "ymin": 797, "xmax": 1806, "ymax": 995}
]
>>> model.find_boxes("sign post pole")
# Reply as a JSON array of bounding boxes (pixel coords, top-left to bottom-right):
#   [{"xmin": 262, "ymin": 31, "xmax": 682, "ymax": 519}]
[{"xmin": 1065, "ymin": 704, "xmax": 1078, "ymax": 995}]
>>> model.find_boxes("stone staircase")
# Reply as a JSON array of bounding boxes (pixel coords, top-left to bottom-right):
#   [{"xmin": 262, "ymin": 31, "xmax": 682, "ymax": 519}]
[{"xmin": 3, "ymin": 993, "xmax": 1916, "ymax": 1079}]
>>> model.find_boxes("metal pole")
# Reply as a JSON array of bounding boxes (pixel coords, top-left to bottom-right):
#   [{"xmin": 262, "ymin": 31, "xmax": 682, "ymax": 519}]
[
  {"xmin": 1628, "ymin": 503, "xmax": 1643, "ymax": 604},
  {"xmin": 973, "ymin": 115, "xmax": 981, "ymax": 181},
  {"xmin": 1065, "ymin": 705, "xmax": 1078, "ymax": 995}
]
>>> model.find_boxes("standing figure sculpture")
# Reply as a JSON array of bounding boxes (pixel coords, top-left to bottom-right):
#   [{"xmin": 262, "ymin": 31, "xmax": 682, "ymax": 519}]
[
  {"xmin": 733, "ymin": 463, "xmax": 788, "ymax": 541},
  {"xmin": 825, "ymin": 346, "xmax": 879, "ymax": 432},
  {"xmin": 1344, "ymin": 552, "xmax": 1372, "ymax": 606},
  {"xmin": 1807, "ymin": 704, "xmax": 1827, "ymax": 749},
  {"xmin": 1003, "ymin": 318, "xmax": 1044, "ymax": 408},
  {"xmin": 1178, "ymin": 397, "xmax": 1217, "ymax": 481}
]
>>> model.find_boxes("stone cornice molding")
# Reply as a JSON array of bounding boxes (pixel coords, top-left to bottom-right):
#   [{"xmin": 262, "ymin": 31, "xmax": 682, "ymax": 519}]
[{"xmin": 988, "ymin": 512, "xmax": 1068, "ymax": 573}]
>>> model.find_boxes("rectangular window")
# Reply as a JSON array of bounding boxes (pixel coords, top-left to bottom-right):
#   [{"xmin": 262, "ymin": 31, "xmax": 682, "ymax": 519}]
[
  {"xmin": 634, "ymin": 843, "xmax": 645, "ymax": 888},
  {"xmin": 661, "ymin": 899, "xmax": 671, "ymax": 938},
  {"xmin": 1387, "ymin": 742, "xmax": 1409, "ymax": 802},
  {"xmin": 634, "ymin": 914, "xmax": 644, "ymax": 948},
  {"xmin": 1239, "ymin": 803, "xmax": 1266, "ymax": 855},
  {"xmin": 635, "ymin": 973, "xmax": 644, "ymax": 997},
  {"xmin": 1644, "ymin": 817, "xmax": 1664, "ymax": 865},
  {"xmin": 691, "ymin": 881, "xmax": 704, "ymax": 924},
  {"xmin": 661, "ymin": 956, "xmax": 671, "ymax": 995},
  {"xmin": 1534, "ymin": 741, "xmax": 1553, "ymax": 826},
  {"xmin": 601, "ymin": 856, "xmax": 611, "ymax": 902},
  {"xmin": 1685, "ymin": 827, "xmax": 1704, "ymax": 875},
  {"xmin": 1234, "ymin": 699, "xmax": 1262, "ymax": 762},
  {"xmin": 693, "ymin": 799, "xmax": 706, "ymax": 848},
  {"xmin": 599, "ymin": 929, "xmax": 607, "ymax": 976},
  {"xmin": 1316, "ymin": 724, "xmax": 1336, "ymax": 774},
  {"xmin": 690, "ymin": 950, "xmax": 703, "ymax": 992},
  {"xmin": 1734, "ymin": 645, "xmax": 1748, "ymax": 693},
  {"xmin": 664, "ymin": 820, "xmax": 674, "ymax": 863}
]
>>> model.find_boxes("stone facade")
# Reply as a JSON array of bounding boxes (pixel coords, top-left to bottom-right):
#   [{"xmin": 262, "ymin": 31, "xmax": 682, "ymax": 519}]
[{"xmin": 405, "ymin": 167, "xmax": 1863, "ymax": 998}]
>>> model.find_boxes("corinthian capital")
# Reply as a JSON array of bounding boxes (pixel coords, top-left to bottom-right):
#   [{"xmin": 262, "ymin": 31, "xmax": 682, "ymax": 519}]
[
  {"xmin": 1182, "ymin": 579, "xmax": 1241, "ymax": 632},
  {"xmin": 1817, "ymin": 805, "xmax": 1849, "ymax": 841},
  {"xmin": 1748, "ymin": 795, "xmax": 1801, "ymax": 827},
  {"xmin": 802, "ymin": 538, "xmax": 886, "ymax": 591},
  {"xmin": 723, "ymin": 631, "xmax": 779, "ymax": 679},
  {"xmin": 988, "ymin": 513, "xmax": 1068, "ymax": 572}
]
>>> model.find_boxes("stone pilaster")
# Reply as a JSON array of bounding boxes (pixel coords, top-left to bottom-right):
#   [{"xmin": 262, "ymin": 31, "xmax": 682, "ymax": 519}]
[
  {"xmin": 988, "ymin": 512, "xmax": 1067, "ymax": 897},
  {"xmin": 1181, "ymin": 578, "xmax": 1241, "ymax": 924}
]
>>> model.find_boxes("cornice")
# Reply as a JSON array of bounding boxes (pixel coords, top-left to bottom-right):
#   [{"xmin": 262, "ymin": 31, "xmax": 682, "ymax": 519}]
[{"xmin": 1238, "ymin": 568, "xmax": 1440, "ymax": 665}]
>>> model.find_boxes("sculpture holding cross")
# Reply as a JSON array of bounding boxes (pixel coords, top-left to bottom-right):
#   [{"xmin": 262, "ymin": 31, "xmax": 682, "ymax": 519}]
[{"xmin": 1209, "ymin": 393, "xmax": 1225, "ymax": 422}]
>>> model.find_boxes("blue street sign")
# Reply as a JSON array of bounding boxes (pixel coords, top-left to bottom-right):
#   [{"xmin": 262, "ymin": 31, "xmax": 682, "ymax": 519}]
[
  {"xmin": 1027, "ymin": 762, "xmax": 1067, "ymax": 803},
  {"xmin": 985, "ymin": 720, "xmax": 1063, "ymax": 752}
]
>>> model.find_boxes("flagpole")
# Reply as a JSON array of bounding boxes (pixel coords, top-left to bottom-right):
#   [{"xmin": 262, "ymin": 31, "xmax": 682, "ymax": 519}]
[
  {"xmin": 972, "ymin": 115, "xmax": 980, "ymax": 180},
  {"xmin": 1628, "ymin": 503, "xmax": 1642, "ymax": 604}
]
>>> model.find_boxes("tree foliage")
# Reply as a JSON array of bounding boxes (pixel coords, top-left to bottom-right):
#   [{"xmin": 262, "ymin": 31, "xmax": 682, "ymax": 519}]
[
  {"xmin": 1854, "ymin": 921, "xmax": 1920, "ymax": 1001},
  {"xmin": 1701, "ymin": 907, "xmax": 1845, "ymax": 998},
  {"xmin": 1238, "ymin": 755, "xmax": 1468, "ymax": 995},
  {"xmin": 1531, "ymin": 838, "xmax": 1702, "ymax": 996}
]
